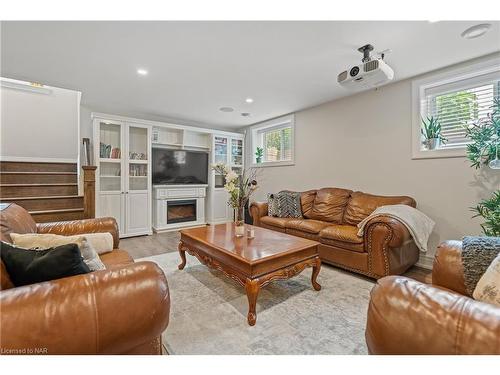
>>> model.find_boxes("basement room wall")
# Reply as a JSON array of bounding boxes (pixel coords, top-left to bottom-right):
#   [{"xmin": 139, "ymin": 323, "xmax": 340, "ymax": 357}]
[
  {"xmin": 0, "ymin": 79, "xmax": 81, "ymax": 162},
  {"xmin": 246, "ymin": 54, "xmax": 500, "ymax": 265}
]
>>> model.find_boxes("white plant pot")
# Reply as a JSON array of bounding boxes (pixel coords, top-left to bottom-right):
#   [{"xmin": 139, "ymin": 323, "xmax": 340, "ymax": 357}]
[{"xmin": 425, "ymin": 138, "xmax": 441, "ymax": 150}]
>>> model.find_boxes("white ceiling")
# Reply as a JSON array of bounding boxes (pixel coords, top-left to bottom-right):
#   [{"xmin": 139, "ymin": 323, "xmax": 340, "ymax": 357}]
[{"xmin": 1, "ymin": 21, "xmax": 499, "ymax": 130}]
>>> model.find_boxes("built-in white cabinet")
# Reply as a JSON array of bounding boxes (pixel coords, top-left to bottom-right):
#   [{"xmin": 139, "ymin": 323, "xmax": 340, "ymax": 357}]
[
  {"xmin": 93, "ymin": 118, "xmax": 152, "ymax": 238},
  {"xmin": 206, "ymin": 134, "xmax": 244, "ymax": 224}
]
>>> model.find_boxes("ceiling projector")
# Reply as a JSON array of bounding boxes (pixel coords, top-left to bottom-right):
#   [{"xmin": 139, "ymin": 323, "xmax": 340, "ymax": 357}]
[{"xmin": 337, "ymin": 44, "xmax": 394, "ymax": 88}]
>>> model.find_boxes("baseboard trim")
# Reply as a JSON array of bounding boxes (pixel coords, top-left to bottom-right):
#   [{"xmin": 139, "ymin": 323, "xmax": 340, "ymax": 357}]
[{"xmin": 416, "ymin": 254, "xmax": 434, "ymax": 270}]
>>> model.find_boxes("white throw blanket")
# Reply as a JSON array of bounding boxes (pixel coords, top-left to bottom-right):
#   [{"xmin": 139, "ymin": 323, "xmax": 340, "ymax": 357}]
[{"xmin": 357, "ymin": 204, "xmax": 435, "ymax": 252}]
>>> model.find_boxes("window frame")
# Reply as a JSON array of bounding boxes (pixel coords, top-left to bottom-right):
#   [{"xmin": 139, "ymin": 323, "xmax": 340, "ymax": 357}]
[
  {"xmin": 249, "ymin": 114, "xmax": 295, "ymax": 167},
  {"xmin": 411, "ymin": 56, "xmax": 500, "ymax": 160}
]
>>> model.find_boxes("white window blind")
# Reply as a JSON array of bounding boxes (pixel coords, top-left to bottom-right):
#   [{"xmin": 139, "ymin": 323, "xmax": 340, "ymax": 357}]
[{"xmin": 421, "ymin": 71, "xmax": 500, "ymax": 149}]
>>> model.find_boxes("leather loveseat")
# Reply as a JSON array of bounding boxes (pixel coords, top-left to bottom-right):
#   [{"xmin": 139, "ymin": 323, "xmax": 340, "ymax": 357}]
[
  {"xmin": 0, "ymin": 203, "xmax": 170, "ymax": 354},
  {"xmin": 366, "ymin": 240, "xmax": 500, "ymax": 354},
  {"xmin": 250, "ymin": 188, "xmax": 419, "ymax": 279}
]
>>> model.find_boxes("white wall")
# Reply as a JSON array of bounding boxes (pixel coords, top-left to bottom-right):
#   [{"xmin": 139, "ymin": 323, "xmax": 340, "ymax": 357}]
[
  {"xmin": 246, "ymin": 55, "xmax": 500, "ymax": 265},
  {"xmin": 0, "ymin": 79, "xmax": 81, "ymax": 162}
]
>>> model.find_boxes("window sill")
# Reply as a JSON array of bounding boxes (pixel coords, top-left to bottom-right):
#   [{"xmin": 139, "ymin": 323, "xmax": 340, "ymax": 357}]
[
  {"xmin": 412, "ymin": 147, "xmax": 467, "ymax": 160},
  {"xmin": 251, "ymin": 160, "xmax": 295, "ymax": 168}
]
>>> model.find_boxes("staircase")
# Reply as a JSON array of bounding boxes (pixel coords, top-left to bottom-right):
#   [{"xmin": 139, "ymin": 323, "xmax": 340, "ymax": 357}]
[{"xmin": 0, "ymin": 161, "xmax": 86, "ymax": 223}]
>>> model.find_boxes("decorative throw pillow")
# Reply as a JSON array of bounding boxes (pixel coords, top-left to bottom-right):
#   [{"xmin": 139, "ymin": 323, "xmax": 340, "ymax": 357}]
[
  {"xmin": 10, "ymin": 233, "xmax": 106, "ymax": 271},
  {"xmin": 267, "ymin": 193, "xmax": 279, "ymax": 217},
  {"xmin": 0, "ymin": 241, "xmax": 90, "ymax": 287},
  {"xmin": 276, "ymin": 190, "xmax": 302, "ymax": 218},
  {"xmin": 79, "ymin": 232, "xmax": 114, "ymax": 254},
  {"xmin": 473, "ymin": 252, "xmax": 500, "ymax": 307}
]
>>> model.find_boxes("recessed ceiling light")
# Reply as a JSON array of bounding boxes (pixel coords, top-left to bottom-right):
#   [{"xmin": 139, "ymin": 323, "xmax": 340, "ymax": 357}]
[
  {"xmin": 137, "ymin": 68, "xmax": 148, "ymax": 76},
  {"xmin": 219, "ymin": 107, "xmax": 234, "ymax": 112},
  {"xmin": 461, "ymin": 24, "xmax": 492, "ymax": 39},
  {"xmin": 241, "ymin": 112, "xmax": 251, "ymax": 117},
  {"xmin": 245, "ymin": 98, "xmax": 254, "ymax": 103}
]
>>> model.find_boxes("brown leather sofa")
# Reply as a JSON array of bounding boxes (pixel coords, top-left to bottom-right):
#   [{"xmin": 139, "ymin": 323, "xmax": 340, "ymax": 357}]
[
  {"xmin": 0, "ymin": 203, "xmax": 170, "ymax": 354},
  {"xmin": 250, "ymin": 188, "xmax": 419, "ymax": 279},
  {"xmin": 366, "ymin": 240, "xmax": 500, "ymax": 354}
]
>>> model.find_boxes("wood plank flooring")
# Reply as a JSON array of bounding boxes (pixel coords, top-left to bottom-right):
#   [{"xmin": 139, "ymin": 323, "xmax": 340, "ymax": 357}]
[{"xmin": 120, "ymin": 230, "xmax": 432, "ymax": 284}]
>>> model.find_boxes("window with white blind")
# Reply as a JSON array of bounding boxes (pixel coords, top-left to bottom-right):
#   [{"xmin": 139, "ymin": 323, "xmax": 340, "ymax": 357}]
[
  {"xmin": 412, "ymin": 58, "xmax": 500, "ymax": 159},
  {"xmin": 250, "ymin": 114, "xmax": 295, "ymax": 166}
]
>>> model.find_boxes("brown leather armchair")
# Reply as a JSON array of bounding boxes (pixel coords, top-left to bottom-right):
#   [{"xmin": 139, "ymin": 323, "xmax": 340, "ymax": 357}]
[
  {"xmin": 365, "ymin": 240, "xmax": 500, "ymax": 354},
  {"xmin": 0, "ymin": 203, "xmax": 170, "ymax": 354}
]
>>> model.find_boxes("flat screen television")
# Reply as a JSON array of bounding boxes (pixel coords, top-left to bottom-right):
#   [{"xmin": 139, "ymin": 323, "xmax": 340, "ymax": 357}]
[{"xmin": 152, "ymin": 148, "xmax": 208, "ymax": 185}]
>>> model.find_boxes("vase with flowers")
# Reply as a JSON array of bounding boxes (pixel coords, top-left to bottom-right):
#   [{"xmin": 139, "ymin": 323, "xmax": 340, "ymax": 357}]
[{"xmin": 211, "ymin": 163, "xmax": 258, "ymax": 237}]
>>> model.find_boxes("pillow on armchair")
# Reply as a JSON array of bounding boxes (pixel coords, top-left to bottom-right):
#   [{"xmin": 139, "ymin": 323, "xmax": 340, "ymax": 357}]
[
  {"xmin": 0, "ymin": 241, "xmax": 90, "ymax": 287},
  {"xmin": 473, "ymin": 252, "xmax": 500, "ymax": 307}
]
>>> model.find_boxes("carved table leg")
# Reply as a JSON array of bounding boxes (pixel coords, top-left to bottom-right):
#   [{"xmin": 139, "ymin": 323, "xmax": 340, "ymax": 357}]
[
  {"xmin": 311, "ymin": 256, "xmax": 322, "ymax": 291},
  {"xmin": 178, "ymin": 242, "xmax": 187, "ymax": 270},
  {"xmin": 245, "ymin": 278, "xmax": 261, "ymax": 326}
]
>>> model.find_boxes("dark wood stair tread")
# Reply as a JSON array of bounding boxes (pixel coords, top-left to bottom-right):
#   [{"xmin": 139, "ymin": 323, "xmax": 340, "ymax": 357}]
[
  {"xmin": 0, "ymin": 171, "xmax": 77, "ymax": 175},
  {"xmin": 0, "ymin": 195, "xmax": 83, "ymax": 201},
  {"xmin": 0, "ymin": 183, "xmax": 78, "ymax": 186},
  {"xmin": 29, "ymin": 208, "xmax": 84, "ymax": 215}
]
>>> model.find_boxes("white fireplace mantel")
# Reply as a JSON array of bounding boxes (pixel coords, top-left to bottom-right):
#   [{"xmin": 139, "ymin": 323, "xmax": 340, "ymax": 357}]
[{"xmin": 152, "ymin": 185, "xmax": 207, "ymax": 231}]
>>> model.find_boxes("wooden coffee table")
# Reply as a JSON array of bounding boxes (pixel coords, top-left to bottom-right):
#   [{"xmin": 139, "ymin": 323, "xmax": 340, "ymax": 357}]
[{"xmin": 178, "ymin": 223, "xmax": 321, "ymax": 326}]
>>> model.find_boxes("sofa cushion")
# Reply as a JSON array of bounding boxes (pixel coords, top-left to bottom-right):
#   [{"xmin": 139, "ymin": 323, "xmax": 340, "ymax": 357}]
[
  {"xmin": 307, "ymin": 188, "xmax": 352, "ymax": 223},
  {"xmin": 320, "ymin": 225, "xmax": 363, "ymax": 244},
  {"xmin": 285, "ymin": 219, "xmax": 330, "ymax": 234},
  {"xmin": 300, "ymin": 190, "xmax": 317, "ymax": 218},
  {"xmin": 260, "ymin": 216, "xmax": 293, "ymax": 229},
  {"xmin": 100, "ymin": 249, "xmax": 134, "ymax": 268},
  {"xmin": 319, "ymin": 238, "xmax": 365, "ymax": 253},
  {"xmin": 343, "ymin": 191, "xmax": 416, "ymax": 225}
]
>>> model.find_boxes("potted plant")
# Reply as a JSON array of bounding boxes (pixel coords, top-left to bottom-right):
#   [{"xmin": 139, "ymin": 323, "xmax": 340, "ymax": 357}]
[
  {"xmin": 211, "ymin": 163, "xmax": 258, "ymax": 237},
  {"xmin": 255, "ymin": 147, "xmax": 263, "ymax": 163},
  {"xmin": 464, "ymin": 98, "xmax": 500, "ymax": 169},
  {"xmin": 471, "ymin": 191, "xmax": 500, "ymax": 237},
  {"xmin": 464, "ymin": 98, "xmax": 500, "ymax": 236},
  {"xmin": 421, "ymin": 116, "xmax": 447, "ymax": 150}
]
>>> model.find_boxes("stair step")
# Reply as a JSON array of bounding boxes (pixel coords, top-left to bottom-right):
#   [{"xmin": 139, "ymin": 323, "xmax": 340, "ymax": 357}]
[
  {"xmin": 0, "ymin": 184, "xmax": 78, "ymax": 198},
  {"xmin": 1, "ymin": 172, "xmax": 78, "ymax": 184},
  {"xmin": 0, "ymin": 161, "xmax": 77, "ymax": 173},
  {"xmin": 0, "ymin": 195, "xmax": 84, "ymax": 211},
  {"xmin": 29, "ymin": 208, "xmax": 85, "ymax": 223}
]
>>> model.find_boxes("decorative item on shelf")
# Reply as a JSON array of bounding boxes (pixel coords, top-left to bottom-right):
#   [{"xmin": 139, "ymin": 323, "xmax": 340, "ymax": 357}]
[
  {"xmin": 110, "ymin": 147, "xmax": 121, "ymax": 159},
  {"xmin": 211, "ymin": 162, "xmax": 258, "ymax": 237},
  {"xmin": 129, "ymin": 152, "xmax": 147, "ymax": 160},
  {"xmin": 421, "ymin": 116, "xmax": 447, "ymax": 150},
  {"xmin": 82, "ymin": 138, "xmax": 91, "ymax": 166},
  {"xmin": 255, "ymin": 147, "xmax": 263, "ymax": 163}
]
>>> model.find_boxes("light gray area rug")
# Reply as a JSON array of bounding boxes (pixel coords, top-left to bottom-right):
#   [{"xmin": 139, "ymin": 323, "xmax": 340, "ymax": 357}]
[{"xmin": 139, "ymin": 252, "xmax": 374, "ymax": 354}]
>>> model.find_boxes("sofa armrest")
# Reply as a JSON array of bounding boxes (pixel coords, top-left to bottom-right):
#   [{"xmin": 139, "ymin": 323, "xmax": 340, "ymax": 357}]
[
  {"xmin": 0, "ymin": 262, "xmax": 170, "ymax": 354},
  {"xmin": 249, "ymin": 201, "xmax": 269, "ymax": 226},
  {"xmin": 36, "ymin": 217, "xmax": 120, "ymax": 249},
  {"xmin": 362, "ymin": 216, "xmax": 418, "ymax": 277},
  {"xmin": 432, "ymin": 240, "xmax": 468, "ymax": 296},
  {"xmin": 366, "ymin": 276, "xmax": 500, "ymax": 354},
  {"xmin": 363, "ymin": 216, "xmax": 412, "ymax": 248}
]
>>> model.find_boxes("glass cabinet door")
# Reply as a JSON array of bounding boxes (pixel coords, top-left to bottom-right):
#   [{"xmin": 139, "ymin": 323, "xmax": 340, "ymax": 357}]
[
  {"xmin": 128, "ymin": 125, "xmax": 148, "ymax": 191},
  {"xmin": 99, "ymin": 121, "xmax": 122, "ymax": 192},
  {"xmin": 231, "ymin": 138, "xmax": 243, "ymax": 166},
  {"xmin": 214, "ymin": 136, "xmax": 228, "ymax": 188},
  {"xmin": 214, "ymin": 136, "xmax": 228, "ymax": 164}
]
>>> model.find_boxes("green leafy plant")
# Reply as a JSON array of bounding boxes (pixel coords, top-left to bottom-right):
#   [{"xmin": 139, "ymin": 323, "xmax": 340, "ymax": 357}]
[
  {"xmin": 421, "ymin": 116, "xmax": 447, "ymax": 144},
  {"xmin": 471, "ymin": 191, "xmax": 500, "ymax": 237},
  {"xmin": 255, "ymin": 147, "xmax": 263, "ymax": 163},
  {"xmin": 464, "ymin": 98, "xmax": 500, "ymax": 169}
]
